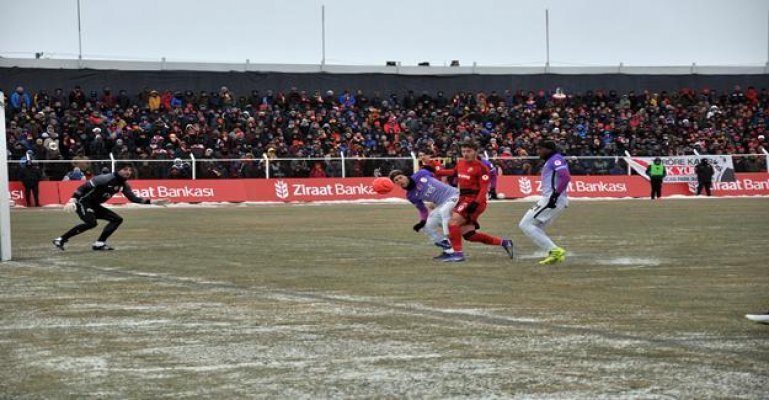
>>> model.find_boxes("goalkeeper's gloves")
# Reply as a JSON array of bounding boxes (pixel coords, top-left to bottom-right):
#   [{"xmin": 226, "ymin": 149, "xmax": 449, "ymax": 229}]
[
  {"xmin": 546, "ymin": 192, "xmax": 560, "ymax": 209},
  {"xmin": 465, "ymin": 201, "xmax": 479, "ymax": 215},
  {"xmin": 63, "ymin": 199, "xmax": 77, "ymax": 213},
  {"xmin": 152, "ymin": 198, "xmax": 171, "ymax": 207},
  {"xmin": 413, "ymin": 220, "xmax": 426, "ymax": 232}
]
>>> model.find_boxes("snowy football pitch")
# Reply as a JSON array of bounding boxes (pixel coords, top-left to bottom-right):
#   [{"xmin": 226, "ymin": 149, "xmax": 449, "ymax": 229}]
[{"xmin": 1, "ymin": 198, "xmax": 768, "ymax": 399}]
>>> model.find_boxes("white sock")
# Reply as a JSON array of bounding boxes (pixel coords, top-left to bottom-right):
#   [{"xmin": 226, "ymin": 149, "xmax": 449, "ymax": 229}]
[{"xmin": 93, "ymin": 241, "xmax": 105, "ymax": 246}]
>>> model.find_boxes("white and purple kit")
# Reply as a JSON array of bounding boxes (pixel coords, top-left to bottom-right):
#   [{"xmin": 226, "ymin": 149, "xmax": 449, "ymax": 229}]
[
  {"xmin": 407, "ymin": 169, "xmax": 460, "ymax": 244},
  {"xmin": 518, "ymin": 153, "xmax": 571, "ymax": 251}
]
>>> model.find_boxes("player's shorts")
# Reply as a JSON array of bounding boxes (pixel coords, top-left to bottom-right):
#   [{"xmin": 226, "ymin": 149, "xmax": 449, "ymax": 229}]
[
  {"xmin": 519, "ymin": 196, "xmax": 568, "ymax": 227},
  {"xmin": 455, "ymin": 197, "xmax": 487, "ymax": 223}
]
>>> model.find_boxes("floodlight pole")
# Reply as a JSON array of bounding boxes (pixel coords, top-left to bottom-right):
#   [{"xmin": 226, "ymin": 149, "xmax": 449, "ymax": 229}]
[
  {"xmin": 321, "ymin": 5, "xmax": 326, "ymax": 67},
  {"xmin": 77, "ymin": 0, "xmax": 83, "ymax": 60},
  {"xmin": 545, "ymin": 9, "xmax": 550, "ymax": 73},
  {"xmin": 0, "ymin": 92, "xmax": 12, "ymax": 261}
]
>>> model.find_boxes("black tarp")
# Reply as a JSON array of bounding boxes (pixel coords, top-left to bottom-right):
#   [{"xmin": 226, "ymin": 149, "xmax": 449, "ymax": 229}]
[{"xmin": 1, "ymin": 67, "xmax": 767, "ymax": 96}]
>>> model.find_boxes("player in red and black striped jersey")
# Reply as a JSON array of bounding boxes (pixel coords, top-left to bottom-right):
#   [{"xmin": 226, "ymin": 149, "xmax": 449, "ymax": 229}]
[{"xmin": 434, "ymin": 139, "xmax": 513, "ymax": 262}]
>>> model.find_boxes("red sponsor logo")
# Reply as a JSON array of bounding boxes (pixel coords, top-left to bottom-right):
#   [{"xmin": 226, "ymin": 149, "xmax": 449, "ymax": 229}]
[
  {"xmin": 506, "ymin": 176, "xmax": 638, "ymax": 197},
  {"xmin": 9, "ymin": 189, "xmax": 24, "ymax": 201},
  {"xmin": 266, "ymin": 178, "xmax": 389, "ymax": 201},
  {"xmin": 570, "ymin": 180, "xmax": 628, "ymax": 193},
  {"xmin": 58, "ymin": 180, "xmax": 243, "ymax": 204},
  {"xmin": 113, "ymin": 185, "xmax": 217, "ymax": 199},
  {"xmin": 518, "ymin": 177, "xmax": 533, "ymax": 195},
  {"xmin": 274, "ymin": 180, "xmax": 376, "ymax": 199},
  {"xmin": 713, "ymin": 177, "xmax": 769, "ymax": 192}
]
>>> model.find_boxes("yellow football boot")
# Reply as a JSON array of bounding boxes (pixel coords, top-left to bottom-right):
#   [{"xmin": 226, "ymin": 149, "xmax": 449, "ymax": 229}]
[{"xmin": 538, "ymin": 247, "xmax": 566, "ymax": 265}]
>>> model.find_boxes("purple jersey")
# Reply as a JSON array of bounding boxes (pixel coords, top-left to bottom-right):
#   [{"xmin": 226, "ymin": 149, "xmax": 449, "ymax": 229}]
[
  {"xmin": 481, "ymin": 159, "xmax": 498, "ymax": 188},
  {"xmin": 541, "ymin": 153, "xmax": 571, "ymax": 198},
  {"xmin": 407, "ymin": 169, "xmax": 459, "ymax": 220}
]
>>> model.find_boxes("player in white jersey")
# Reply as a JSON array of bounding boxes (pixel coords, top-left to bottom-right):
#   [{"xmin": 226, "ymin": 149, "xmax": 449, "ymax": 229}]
[{"xmin": 518, "ymin": 141, "xmax": 571, "ymax": 265}]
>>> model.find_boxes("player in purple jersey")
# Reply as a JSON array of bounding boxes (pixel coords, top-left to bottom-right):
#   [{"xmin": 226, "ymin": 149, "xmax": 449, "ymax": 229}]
[
  {"xmin": 518, "ymin": 141, "xmax": 571, "ymax": 265},
  {"xmin": 480, "ymin": 158, "xmax": 499, "ymax": 199},
  {"xmin": 389, "ymin": 169, "xmax": 459, "ymax": 253}
]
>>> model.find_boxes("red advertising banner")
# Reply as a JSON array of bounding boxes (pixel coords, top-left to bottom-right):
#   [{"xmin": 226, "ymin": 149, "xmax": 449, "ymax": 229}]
[
  {"xmin": 496, "ymin": 175, "xmax": 652, "ymax": 198},
  {"xmin": 9, "ymin": 181, "xmax": 62, "ymax": 206},
  {"xmin": 667, "ymin": 173, "xmax": 769, "ymax": 197},
  {"xmin": 495, "ymin": 174, "xmax": 769, "ymax": 198},
  {"xmin": 243, "ymin": 178, "xmax": 399, "ymax": 202},
  {"xmin": 57, "ymin": 180, "xmax": 248, "ymax": 204},
  {"xmin": 8, "ymin": 173, "xmax": 769, "ymax": 206}
]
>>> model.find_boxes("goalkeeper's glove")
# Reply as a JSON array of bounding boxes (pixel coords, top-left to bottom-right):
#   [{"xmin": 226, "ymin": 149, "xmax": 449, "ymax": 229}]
[
  {"xmin": 546, "ymin": 192, "xmax": 560, "ymax": 209},
  {"xmin": 465, "ymin": 201, "xmax": 479, "ymax": 215},
  {"xmin": 413, "ymin": 220, "xmax": 426, "ymax": 232},
  {"xmin": 63, "ymin": 199, "xmax": 77, "ymax": 213},
  {"xmin": 152, "ymin": 198, "xmax": 171, "ymax": 207}
]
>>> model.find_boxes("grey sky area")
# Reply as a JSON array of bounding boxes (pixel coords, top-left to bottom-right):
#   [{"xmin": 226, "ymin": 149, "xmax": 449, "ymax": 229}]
[{"xmin": 1, "ymin": 0, "xmax": 768, "ymax": 66}]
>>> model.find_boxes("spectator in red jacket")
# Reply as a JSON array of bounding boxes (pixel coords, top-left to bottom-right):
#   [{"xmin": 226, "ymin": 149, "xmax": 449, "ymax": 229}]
[
  {"xmin": 99, "ymin": 87, "xmax": 115, "ymax": 109},
  {"xmin": 161, "ymin": 90, "xmax": 173, "ymax": 110},
  {"xmin": 383, "ymin": 116, "xmax": 402, "ymax": 135},
  {"xmin": 309, "ymin": 162, "xmax": 327, "ymax": 178}
]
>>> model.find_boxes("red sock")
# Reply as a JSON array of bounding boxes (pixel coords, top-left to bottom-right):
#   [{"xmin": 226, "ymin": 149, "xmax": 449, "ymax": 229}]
[
  {"xmin": 449, "ymin": 224, "xmax": 463, "ymax": 252},
  {"xmin": 466, "ymin": 231, "xmax": 503, "ymax": 246}
]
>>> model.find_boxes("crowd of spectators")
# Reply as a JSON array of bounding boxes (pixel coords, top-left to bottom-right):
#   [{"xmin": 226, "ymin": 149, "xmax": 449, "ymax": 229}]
[{"xmin": 4, "ymin": 83, "xmax": 768, "ymax": 180}]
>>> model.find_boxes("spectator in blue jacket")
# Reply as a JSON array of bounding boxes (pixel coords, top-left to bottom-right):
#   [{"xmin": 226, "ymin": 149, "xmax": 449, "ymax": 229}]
[
  {"xmin": 338, "ymin": 90, "xmax": 356, "ymax": 108},
  {"xmin": 10, "ymin": 86, "xmax": 32, "ymax": 112},
  {"xmin": 171, "ymin": 92, "xmax": 184, "ymax": 108}
]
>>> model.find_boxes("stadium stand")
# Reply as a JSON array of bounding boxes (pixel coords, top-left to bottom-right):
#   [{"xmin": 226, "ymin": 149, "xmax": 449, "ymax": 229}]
[{"xmin": 4, "ymin": 84, "xmax": 767, "ymax": 179}]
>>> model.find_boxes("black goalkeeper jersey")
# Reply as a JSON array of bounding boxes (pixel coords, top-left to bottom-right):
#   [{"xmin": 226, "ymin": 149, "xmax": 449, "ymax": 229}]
[{"xmin": 72, "ymin": 173, "xmax": 149, "ymax": 205}]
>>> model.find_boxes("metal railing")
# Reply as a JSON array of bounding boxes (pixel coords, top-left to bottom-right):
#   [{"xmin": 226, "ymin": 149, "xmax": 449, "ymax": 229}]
[
  {"xmin": 4, "ymin": 152, "xmax": 767, "ymax": 181},
  {"xmin": 4, "ymin": 153, "xmax": 417, "ymax": 181}
]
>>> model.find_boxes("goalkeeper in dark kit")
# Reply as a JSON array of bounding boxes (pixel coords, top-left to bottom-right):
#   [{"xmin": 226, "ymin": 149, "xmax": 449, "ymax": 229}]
[{"xmin": 52, "ymin": 164, "xmax": 170, "ymax": 251}]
